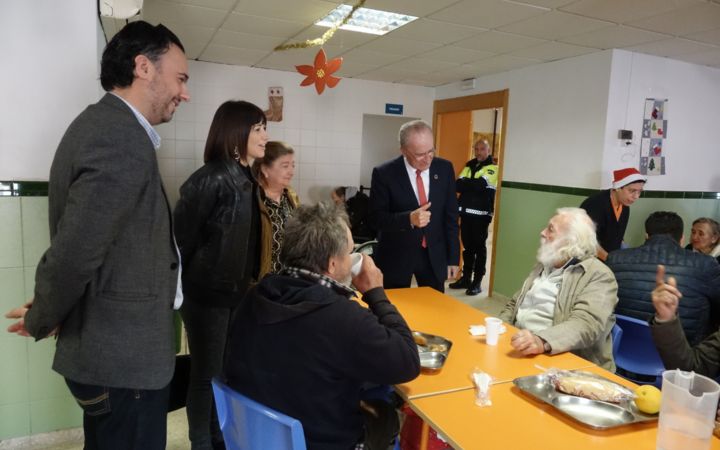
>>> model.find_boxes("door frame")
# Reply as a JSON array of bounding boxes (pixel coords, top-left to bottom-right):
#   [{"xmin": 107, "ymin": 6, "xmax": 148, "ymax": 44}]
[{"xmin": 433, "ymin": 89, "xmax": 510, "ymax": 295}]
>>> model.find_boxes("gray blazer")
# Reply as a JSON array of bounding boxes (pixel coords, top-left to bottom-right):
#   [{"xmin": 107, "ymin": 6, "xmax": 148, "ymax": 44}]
[{"xmin": 25, "ymin": 94, "xmax": 179, "ymax": 390}]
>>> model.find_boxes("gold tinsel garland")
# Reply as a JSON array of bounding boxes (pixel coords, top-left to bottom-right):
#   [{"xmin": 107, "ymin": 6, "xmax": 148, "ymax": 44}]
[{"xmin": 274, "ymin": 0, "xmax": 366, "ymax": 51}]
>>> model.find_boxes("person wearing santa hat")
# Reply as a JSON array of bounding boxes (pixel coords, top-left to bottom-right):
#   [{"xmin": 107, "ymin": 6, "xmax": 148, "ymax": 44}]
[{"xmin": 580, "ymin": 167, "xmax": 647, "ymax": 261}]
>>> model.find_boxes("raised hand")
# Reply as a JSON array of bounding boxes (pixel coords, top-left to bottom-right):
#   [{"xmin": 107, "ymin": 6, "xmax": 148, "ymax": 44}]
[{"xmin": 651, "ymin": 265, "xmax": 682, "ymax": 321}]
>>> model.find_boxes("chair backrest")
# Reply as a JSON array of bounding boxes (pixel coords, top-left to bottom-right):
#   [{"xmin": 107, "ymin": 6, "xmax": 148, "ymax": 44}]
[
  {"xmin": 354, "ymin": 239, "xmax": 378, "ymax": 256},
  {"xmin": 212, "ymin": 378, "xmax": 307, "ymax": 450},
  {"xmin": 613, "ymin": 314, "xmax": 665, "ymax": 386},
  {"xmin": 611, "ymin": 323, "xmax": 623, "ymax": 356}
]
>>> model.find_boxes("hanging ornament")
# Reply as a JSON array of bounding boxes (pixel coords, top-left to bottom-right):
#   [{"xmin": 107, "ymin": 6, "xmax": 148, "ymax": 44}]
[
  {"xmin": 295, "ymin": 49, "xmax": 342, "ymax": 95},
  {"xmin": 274, "ymin": 0, "xmax": 366, "ymax": 51}
]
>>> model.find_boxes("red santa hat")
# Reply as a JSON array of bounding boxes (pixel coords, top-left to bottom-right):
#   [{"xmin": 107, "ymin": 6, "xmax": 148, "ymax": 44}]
[{"xmin": 612, "ymin": 167, "xmax": 647, "ymax": 189}]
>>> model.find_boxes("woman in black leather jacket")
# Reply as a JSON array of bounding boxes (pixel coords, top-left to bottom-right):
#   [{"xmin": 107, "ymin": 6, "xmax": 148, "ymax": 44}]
[{"xmin": 174, "ymin": 100, "xmax": 267, "ymax": 450}]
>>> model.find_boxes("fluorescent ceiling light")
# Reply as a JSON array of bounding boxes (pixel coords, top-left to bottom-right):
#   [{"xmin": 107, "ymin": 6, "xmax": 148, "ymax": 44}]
[{"xmin": 316, "ymin": 4, "xmax": 418, "ymax": 36}]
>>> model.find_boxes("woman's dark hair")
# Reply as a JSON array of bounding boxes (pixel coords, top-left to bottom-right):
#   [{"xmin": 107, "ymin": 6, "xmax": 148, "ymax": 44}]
[
  {"xmin": 252, "ymin": 141, "xmax": 294, "ymax": 180},
  {"xmin": 204, "ymin": 101, "xmax": 266, "ymax": 163},
  {"xmin": 100, "ymin": 21, "xmax": 184, "ymax": 91}
]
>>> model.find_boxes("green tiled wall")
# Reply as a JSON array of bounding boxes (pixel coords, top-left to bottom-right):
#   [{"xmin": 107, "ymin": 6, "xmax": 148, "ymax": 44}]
[
  {"xmin": 493, "ymin": 183, "xmax": 720, "ymax": 298},
  {"xmin": 0, "ymin": 182, "xmax": 185, "ymax": 441},
  {"xmin": 0, "ymin": 196, "xmax": 82, "ymax": 441}
]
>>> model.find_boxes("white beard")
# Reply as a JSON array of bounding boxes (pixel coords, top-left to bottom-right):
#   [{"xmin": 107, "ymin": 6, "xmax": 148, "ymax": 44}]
[{"xmin": 537, "ymin": 237, "xmax": 567, "ymax": 268}]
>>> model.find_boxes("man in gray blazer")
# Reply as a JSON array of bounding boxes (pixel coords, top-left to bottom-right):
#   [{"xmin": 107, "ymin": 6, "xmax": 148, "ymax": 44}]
[{"xmin": 5, "ymin": 21, "xmax": 190, "ymax": 449}]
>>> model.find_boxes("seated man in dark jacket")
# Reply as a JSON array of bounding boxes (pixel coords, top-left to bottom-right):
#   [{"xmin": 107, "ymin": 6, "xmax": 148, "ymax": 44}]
[
  {"xmin": 224, "ymin": 202, "xmax": 420, "ymax": 450},
  {"xmin": 607, "ymin": 211, "xmax": 720, "ymax": 345},
  {"xmin": 650, "ymin": 265, "xmax": 720, "ymax": 378}
]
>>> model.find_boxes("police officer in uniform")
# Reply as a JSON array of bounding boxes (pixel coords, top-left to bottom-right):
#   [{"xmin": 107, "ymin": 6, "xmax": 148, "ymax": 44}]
[{"xmin": 449, "ymin": 140, "xmax": 498, "ymax": 295}]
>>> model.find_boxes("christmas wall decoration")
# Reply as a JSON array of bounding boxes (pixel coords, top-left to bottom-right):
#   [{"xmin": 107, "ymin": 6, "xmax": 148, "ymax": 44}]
[{"xmin": 640, "ymin": 98, "xmax": 667, "ymax": 175}]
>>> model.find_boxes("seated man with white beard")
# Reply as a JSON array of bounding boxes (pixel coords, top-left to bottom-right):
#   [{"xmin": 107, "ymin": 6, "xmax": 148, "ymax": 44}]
[{"xmin": 498, "ymin": 207, "xmax": 618, "ymax": 370}]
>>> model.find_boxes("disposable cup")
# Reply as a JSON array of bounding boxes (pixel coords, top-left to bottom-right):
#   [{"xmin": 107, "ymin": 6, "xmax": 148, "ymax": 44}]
[
  {"xmin": 485, "ymin": 317, "xmax": 502, "ymax": 346},
  {"xmin": 350, "ymin": 253, "xmax": 363, "ymax": 277}
]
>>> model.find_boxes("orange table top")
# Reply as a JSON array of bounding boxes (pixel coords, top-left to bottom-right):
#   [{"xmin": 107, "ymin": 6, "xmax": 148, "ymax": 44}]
[
  {"xmin": 387, "ymin": 287, "xmax": 595, "ymax": 400},
  {"xmin": 408, "ymin": 364, "xmax": 720, "ymax": 450}
]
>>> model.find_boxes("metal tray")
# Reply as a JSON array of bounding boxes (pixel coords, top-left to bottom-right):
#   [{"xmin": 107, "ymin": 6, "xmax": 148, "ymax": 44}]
[
  {"xmin": 513, "ymin": 370, "xmax": 658, "ymax": 430},
  {"xmin": 413, "ymin": 331, "xmax": 453, "ymax": 373}
]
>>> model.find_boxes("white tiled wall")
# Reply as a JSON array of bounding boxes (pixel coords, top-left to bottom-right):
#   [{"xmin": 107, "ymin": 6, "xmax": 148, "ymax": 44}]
[{"xmin": 157, "ymin": 60, "xmax": 435, "ymax": 207}]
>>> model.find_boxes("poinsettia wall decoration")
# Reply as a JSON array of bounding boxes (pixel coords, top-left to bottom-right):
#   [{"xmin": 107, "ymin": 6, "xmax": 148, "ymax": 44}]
[{"xmin": 295, "ymin": 49, "xmax": 342, "ymax": 95}]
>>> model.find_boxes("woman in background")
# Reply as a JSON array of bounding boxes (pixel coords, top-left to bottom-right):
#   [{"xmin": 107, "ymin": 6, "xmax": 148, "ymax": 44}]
[
  {"xmin": 174, "ymin": 100, "xmax": 267, "ymax": 450},
  {"xmin": 253, "ymin": 141, "xmax": 298, "ymax": 276},
  {"xmin": 686, "ymin": 217, "xmax": 720, "ymax": 264}
]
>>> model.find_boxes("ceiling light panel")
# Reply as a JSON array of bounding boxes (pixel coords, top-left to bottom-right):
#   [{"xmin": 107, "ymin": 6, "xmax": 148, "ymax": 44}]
[{"xmin": 316, "ymin": 4, "xmax": 418, "ymax": 35}]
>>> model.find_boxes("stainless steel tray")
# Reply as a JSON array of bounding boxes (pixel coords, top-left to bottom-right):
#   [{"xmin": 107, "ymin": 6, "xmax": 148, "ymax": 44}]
[
  {"xmin": 513, "ymin": 371, "xmax": 658, "ymax": 430},
  {"xmin": 413, "ymin": 331, "xmax": 452, "ymax": 373}
]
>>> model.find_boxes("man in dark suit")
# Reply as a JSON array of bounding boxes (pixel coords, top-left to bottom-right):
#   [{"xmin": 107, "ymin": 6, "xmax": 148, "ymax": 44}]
[
  {"xmin": 369, "ymin": 120, "xmax": 460, "ymax": 292},
  {"xmin": 5, "ymin": 22, "xmax": 189, "ymax": 449}
]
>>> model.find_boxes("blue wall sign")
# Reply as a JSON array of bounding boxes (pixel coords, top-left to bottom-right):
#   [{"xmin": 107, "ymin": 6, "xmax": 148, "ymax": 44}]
[{"xmin": 385, "ymin": 103, "xmax": 403, "ymax": 115}]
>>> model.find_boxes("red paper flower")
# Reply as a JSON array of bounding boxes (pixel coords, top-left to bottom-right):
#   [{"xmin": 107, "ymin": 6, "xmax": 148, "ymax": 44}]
[{"xmin": 295, "ymin": 49, "xmax": 342, "ymax": 95}]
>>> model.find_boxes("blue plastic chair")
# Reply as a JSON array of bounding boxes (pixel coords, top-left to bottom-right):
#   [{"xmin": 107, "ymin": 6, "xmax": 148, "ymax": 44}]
[
  {"xmin": 611, "ymin": 323, "xmax": 623, "ymax": 356},
  {"xmin": 212, "ymin": 378, "xmax": 307, "ymax": 450},
  {"xmin": 613, "ymin": 314, "xmax": 665, "ymax": 387}
]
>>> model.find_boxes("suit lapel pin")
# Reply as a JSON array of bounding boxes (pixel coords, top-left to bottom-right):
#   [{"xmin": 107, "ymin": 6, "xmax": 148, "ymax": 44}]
[{"xmin": 433, "ymin": 174, "xmax": 438, "ymax": 180}]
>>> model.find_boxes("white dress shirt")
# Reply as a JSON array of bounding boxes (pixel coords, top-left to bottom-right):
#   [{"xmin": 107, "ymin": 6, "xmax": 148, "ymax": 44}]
[{"xmin": 403, "ymin": 157, "xmax": 430, "ymax": 203}]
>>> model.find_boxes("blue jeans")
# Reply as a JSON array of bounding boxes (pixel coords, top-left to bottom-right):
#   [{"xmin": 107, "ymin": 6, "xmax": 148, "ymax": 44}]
[{"xmin": 65, "ymin": 378, "xmax": 169, "ymax": 450}]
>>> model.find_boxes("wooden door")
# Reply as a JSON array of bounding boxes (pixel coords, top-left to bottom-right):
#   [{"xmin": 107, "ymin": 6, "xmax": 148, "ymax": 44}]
[
  {"xmin": 432, "ymin": 90, "xmax": 510, "ymax": 296},
  {"xmin": 436, "ymin": 110, "xmax": 473, "ymax": 177}
]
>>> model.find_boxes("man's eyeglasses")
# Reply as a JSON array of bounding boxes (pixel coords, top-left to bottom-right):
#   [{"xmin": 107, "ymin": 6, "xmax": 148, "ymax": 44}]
[{"xmin": 407, "ymin": 149, "xmax": 435, "ymax": 161}]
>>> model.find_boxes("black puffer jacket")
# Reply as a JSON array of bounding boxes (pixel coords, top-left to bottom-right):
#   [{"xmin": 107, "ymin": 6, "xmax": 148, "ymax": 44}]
[
  {"xmin": 607, "ymin": 234, "xmax": 720, "ymax": 345},
  {"xmin": 174, "ymin": 158, "xmax": 259, "ymax": 307}
]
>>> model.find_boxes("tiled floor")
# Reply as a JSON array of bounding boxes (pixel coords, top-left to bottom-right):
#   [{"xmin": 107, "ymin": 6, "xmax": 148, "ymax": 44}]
[{"xmin": 17, "ymin": 284, "xmax": 510, "ymax": 450}]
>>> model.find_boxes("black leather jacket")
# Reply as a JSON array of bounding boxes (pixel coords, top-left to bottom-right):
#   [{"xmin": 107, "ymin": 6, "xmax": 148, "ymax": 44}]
[
  {"xmin": 174, "ymin": 158, "xmax": 259, "ymax": 307},
  {"xmin": 607, "ymin": 234, "xmax": 720, "ymax": 345}
]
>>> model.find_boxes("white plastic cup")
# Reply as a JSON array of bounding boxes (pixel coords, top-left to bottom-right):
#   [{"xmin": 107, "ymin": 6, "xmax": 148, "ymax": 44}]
[
  {"xmin": 350, "ymin": 253, "xmax": 363, "ymax": 277},
  {"xmin": 485, "ymin": 317, "xmax": 502, "ymax": 346}
]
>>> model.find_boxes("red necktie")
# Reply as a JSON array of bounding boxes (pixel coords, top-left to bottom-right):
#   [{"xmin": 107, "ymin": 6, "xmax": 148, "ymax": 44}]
[{"xmin": 416, "ymin": 169, "xmax": 427, "ymax": 248}]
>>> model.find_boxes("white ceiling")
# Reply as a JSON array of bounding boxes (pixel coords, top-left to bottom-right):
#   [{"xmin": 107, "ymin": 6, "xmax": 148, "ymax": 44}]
[{"xmin": 101, "ymin": 0, "xmax": 720, "ymax": 87}]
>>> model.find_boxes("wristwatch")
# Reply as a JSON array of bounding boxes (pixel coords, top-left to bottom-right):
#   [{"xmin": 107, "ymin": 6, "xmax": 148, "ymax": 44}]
[{"xmin": 543, "ymin": 340, "xmax": 552, "ymax": 353}]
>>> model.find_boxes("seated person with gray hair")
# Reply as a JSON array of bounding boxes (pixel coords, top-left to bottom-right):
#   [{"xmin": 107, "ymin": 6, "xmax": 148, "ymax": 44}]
[
  {"xmin": 223, "ymin": 202, "xmax": 420, "ymax": 450},
  {"xmin": 499, "ymin": 207, "xmax": 618, "ymax": 370}
]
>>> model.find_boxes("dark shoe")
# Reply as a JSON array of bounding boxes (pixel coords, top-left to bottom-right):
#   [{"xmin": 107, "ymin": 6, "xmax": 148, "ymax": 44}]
[
  {"xmin": 466, "ymin": 281, "xmax": 482, "ymax": 296},
  {"xmin": 449, "ymin": 277, "xmax": 470, "ymax": 289}
]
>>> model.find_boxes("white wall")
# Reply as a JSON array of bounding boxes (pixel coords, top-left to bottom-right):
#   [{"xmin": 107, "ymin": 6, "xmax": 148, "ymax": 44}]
[
  {"xmin": 472, "ymin": 109, "xmax": 495, "ymax": 133},
  {"xmin": 158, "ymin": 61, "xmax": 434, "ymax": 206},
  {"xmin": 0, "ymin": 0, "xmax": 100, "ymax": 180},
  {"xmin": 437, "ymin": 50, "xmax": 616, "ymax": 189},
  {"xmin": 603, "ymin": 50, "xmax": 720, "ymax": 191},
  {"xmin": 359, "ymin": 114, "xmax": 419, "ymax": 188}
]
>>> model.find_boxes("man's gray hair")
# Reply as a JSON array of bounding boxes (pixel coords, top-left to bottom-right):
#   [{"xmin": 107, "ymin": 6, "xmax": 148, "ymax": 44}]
[
  {"xmin": 556, "ymin": 207, "xmax": 598, "ymax": 260},
  {"xmin": 280, "ymin": 202, "xmax": 350, "ymax": 274},
  {"xmin": 475, "ymin": 139, "xmax": 490, "ymax": 149},
  {"xmin": 398, "ymin": 119, "xmax": 432, "ymax": 149}
]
